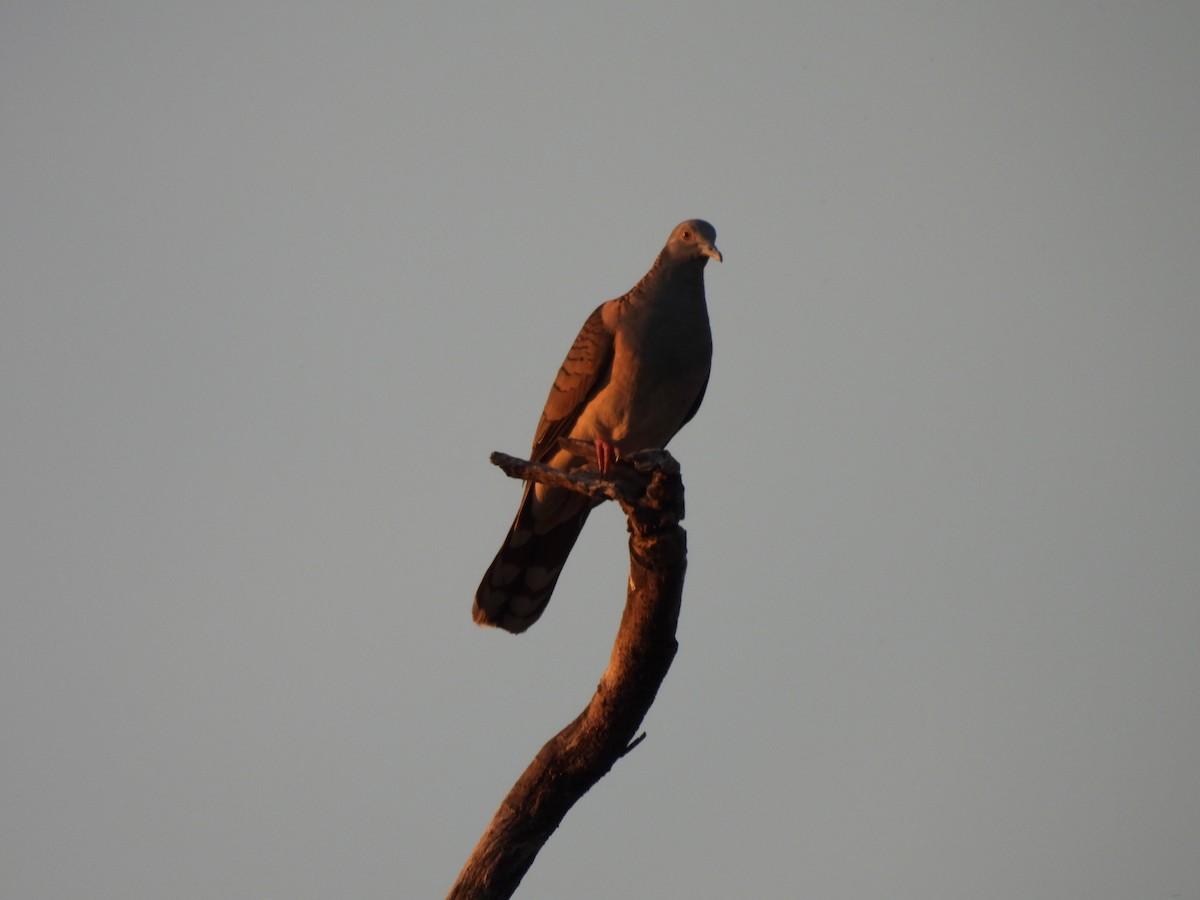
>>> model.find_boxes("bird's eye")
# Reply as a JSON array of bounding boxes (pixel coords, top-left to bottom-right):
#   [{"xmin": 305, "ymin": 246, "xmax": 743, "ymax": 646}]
[{"xmin": 681, "ymin": 230, "xmax": 691, "ymax": 240}]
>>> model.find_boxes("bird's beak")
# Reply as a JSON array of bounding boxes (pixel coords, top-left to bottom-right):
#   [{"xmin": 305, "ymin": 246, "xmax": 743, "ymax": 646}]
[{"xmin": 700, "ymin": 242, "xmax": 723, "ymax": 263}]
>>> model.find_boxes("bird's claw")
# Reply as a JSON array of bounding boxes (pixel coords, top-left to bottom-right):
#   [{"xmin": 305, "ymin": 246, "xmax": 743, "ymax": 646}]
[{"xmin": 594, "ymin": 439, "xmax": 620, "ymax": 474}]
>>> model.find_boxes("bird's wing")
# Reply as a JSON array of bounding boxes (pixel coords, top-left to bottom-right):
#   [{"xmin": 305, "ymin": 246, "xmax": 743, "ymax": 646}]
[{"xmin": 529, "ymin": 302, "xmax": 616, "ymax": 463}]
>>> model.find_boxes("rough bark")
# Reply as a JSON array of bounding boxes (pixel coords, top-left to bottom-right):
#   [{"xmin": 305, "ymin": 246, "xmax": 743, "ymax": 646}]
[{"xmin": 447, "ymin": 448, "xmax": 688, "ymax": 900}]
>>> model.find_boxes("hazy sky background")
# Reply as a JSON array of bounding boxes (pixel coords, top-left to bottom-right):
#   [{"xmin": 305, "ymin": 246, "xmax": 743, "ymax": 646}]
[{"xmin": 3, "ymin": 2, "xmax": 1198, "ymax": 898}]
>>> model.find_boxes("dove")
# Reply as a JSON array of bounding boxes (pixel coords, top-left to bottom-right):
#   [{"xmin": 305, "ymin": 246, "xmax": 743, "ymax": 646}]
[{"xmin": 474, "ymin": 219, "xmax": 720, "ymax": 632}]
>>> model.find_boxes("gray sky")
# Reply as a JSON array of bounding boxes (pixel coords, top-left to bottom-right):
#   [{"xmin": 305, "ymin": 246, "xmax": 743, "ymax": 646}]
[{"xmin": 3, "ymin": 2, "xmax": 1199, "ymax": 898}]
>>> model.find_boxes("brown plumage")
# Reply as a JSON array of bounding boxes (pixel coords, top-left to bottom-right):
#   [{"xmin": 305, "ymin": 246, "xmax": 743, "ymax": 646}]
[{"xmin": 474, "ymin": 219, "xmax": 721, "ymax": 632}]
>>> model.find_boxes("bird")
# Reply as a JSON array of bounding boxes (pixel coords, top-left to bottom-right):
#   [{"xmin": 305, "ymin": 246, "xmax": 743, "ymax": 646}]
[{"xmin": 474, "ymin": 219, "xmax": 721, "ymax": 633}]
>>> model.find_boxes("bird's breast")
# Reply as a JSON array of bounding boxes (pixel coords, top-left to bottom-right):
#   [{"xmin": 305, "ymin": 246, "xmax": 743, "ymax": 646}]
[{"xmin": 573, "ymin": 303, "xmax": 711, "ymax": 449}]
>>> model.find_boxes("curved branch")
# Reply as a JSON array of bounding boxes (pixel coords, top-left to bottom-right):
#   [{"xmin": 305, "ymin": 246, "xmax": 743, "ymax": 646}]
[{"xmin": 448, "ymin": 450, "xmax": 688, "ymax": 900}]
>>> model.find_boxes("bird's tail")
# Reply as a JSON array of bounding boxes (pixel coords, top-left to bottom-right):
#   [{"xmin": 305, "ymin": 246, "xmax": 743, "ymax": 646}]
[{"xmin": 473, "ymin": 484, "xmax": 593, "ymax": 633}]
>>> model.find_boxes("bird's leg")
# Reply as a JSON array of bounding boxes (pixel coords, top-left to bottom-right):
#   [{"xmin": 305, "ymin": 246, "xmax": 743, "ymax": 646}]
[{"xmin": 593, "ymin": 438, "xmax": 620, "ymax": 474}]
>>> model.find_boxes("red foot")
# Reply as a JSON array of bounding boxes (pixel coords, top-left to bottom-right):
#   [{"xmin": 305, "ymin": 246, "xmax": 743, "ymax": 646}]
[{"xmin": 593, "ymin": 439, "xmax": 620, "ymax": 474}]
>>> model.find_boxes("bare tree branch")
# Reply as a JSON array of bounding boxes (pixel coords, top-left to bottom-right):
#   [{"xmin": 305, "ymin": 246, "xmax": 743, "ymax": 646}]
[{"xmin": 448, "ymin": 450, "xmax": 688, "ymax": 900}]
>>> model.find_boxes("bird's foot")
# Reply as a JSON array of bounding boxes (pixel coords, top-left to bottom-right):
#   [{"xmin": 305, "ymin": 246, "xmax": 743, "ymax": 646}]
[{"xmin": 594, "ymin": 439, "xmax": 621, "ymax": 474}]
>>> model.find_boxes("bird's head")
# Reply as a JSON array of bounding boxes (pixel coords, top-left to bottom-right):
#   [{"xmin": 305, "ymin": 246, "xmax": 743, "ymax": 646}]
[{"xmin": 664, "ymin": 219, "xmax": 722, "ymax": 266}]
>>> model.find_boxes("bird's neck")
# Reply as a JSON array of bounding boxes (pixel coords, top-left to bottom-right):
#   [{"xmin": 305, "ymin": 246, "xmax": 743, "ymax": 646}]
[{"xmin": 627, "ymin": 253, "xmax": 705, "ymax": 303}]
